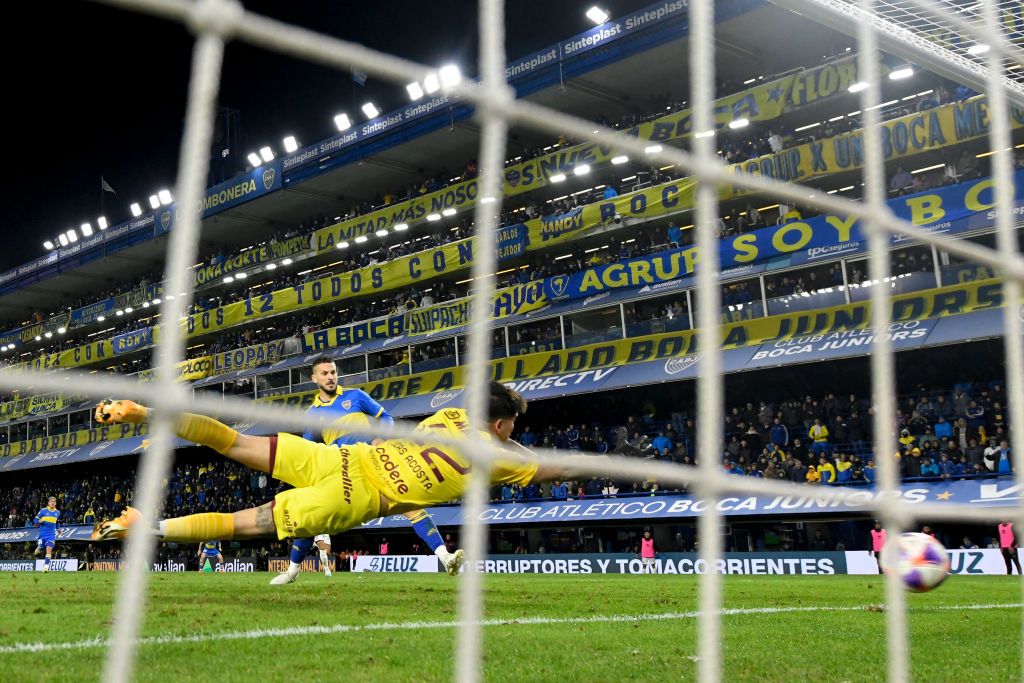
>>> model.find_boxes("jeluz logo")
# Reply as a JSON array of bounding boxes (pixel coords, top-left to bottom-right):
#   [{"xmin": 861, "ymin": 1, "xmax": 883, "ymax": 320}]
[
  {"xmin": 262, "ymin": 168, "xmax": 277, "ymax": 190},
  {"xmin": 664, "ymin": 355, "xmax": 701, "ymax": 376},
  {"xmin": 341, "ymin": 344, "xmax": 363, "ymax": 354},
  {"xmin": 382, "ymin": 335, "xmax": 405, "ymax": 347},
  {"xmin": 431, "ymin": 389, "xmax": 464, "ymax": 409}
]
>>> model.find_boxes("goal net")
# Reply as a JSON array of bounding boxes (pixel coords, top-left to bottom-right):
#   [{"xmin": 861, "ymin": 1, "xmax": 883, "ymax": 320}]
[{"xmin": 2, "ymin": 0, "xmax": 1021, "ymax": 681}]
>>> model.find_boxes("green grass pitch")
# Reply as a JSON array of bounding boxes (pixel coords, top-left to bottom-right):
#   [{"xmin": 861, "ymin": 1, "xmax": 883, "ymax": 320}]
[{"xmin": 0, "ymin": 572, "xmax": 1020, "ymax": 682}]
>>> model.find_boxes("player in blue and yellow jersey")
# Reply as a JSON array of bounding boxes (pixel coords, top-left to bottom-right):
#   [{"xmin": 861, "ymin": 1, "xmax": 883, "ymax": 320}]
[
  {"xmin": 33, "ymin": 496, "xmax": 60, "ymax": 572},
  {"xmin": 197, "ymin": 540, "xmax": 223, "ymax": 570},
  {"xmin": 270, "ymin": 357, "xmax": 460, "ymax": 585},
  {"xmin": 93, "ymin": 383, "xmax": 581, "ymax": 558}
]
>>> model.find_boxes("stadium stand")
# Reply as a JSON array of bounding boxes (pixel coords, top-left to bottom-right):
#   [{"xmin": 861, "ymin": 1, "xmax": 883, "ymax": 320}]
[{"xmin": 0, "ymin": 1, "xmax": 1019, "ymax": 581}]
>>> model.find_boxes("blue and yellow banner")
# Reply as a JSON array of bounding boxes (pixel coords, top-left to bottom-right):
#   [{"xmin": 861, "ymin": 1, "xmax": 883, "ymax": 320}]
[
  {"xmin": 269, "ymin": 278, "xmax": 1008, "ymax": 405},
  {"xmin": 299, "ymin": 281, "xmax": 546, "ymax": 354},
  {"xmin": 312, "ymin": 56, "xmax": 879, "ymax": 253},
  {"xmin": 729, "ymin": 95, "xmax": 1023, "ymax": 187},
  {"xmin": 112, "ymin": 328, "xmax": 154, "ymax": 355},
  {"xmin": 210, "ymin": 341, "xmax": 288, "ymax": 374},
  {"xmin": 193, "ymin": 235, "xmax": 309, "ymax": 288}
]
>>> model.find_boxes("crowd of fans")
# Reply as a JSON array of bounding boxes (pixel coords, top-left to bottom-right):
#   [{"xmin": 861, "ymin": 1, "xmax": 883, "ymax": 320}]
[
  {"xmin": 500, "ymin": 378, "xmax": 1012, "ymax": 501},
  {"xmin": 1, "ymin": 59, "xmax": 974, "ymax": 372}
]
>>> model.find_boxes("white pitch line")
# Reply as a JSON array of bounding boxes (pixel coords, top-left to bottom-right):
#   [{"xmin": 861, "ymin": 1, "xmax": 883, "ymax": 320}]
[{"xmin": 1, "ymin": 602, "xmax": 1021, "ymax": 656}]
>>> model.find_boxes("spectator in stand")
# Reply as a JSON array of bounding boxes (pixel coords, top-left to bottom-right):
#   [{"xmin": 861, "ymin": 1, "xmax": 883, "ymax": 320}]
[
  {"xmin": 889, "ymin": 165, "xmax": 914, "ymax": 195},
  {"xmin": 549, "ymin": 480, "xmax": 568, "ymax": 500},
  {"xmin": 834, "ymin": 454, "xmax": 853, "ymax": 484},
  {"xmin": 998, "ymin": 521, "xmax": 1022, "ymax": 575},
  {"xmin": 933, "ymin": 415, "xmax": 953, "ymax": 440},
  {"xmin": 651, "ymin": 430, "xmax": 672, "ymax": 457},
  {"xmin": 518, "ymin": 426, "xmax": 537, "ymax": 448},
  {"xmin": 770, "ymin": 417, "xmax": 789, "ymax": 447},
  {"xmin": 667, "ymin": 222, "xmax": 682, "ymax": 248},
  {"xmin": 788, "ymin": 458, "xmax": 807, "ymax": 482},
  {"xmin": 920, "ymin": 457, "xmax": 940, "ymax": 478},
  {"xmin": 816, "ymin": 455, "xmax": 836, "ymax": 485},
  {"xmin": 809, "ymin": 419, "xmax": 830, "ymax": 455}
]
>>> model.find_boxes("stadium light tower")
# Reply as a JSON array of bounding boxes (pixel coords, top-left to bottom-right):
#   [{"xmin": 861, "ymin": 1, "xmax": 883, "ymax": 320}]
[
  {"xmin": 98, "ymin": 216, "xmax": 108, "ymax": 230},
  {"xmin": 129, "ymin": 202, "xmax": 142, "ymax": 217},
  {"xmin": 66, "ymin": 229, "xmax": 78, "ymax": 243},
  {"xmin": 81, "ymin": 223, "xmax": 94, "ymax": 237},
  {"xmin": 259, "ymin": 146, "xmax": 275, "ymax": 163},
  {"xmin": 57, "ymin": 234, "xmax": 68, "ymax": 248},
  {"xmin": 282, "ymin": 136, "xmax": 298, "ymax": 153},
  {"xmin": 889, "ymin": 66, "xmax": 914, "ymax": 80},
  {"xmin": 148, "ymin": 195, "xmax": 160, "ymax": 210},
  {"xmin": 423, "ymin": 73, "xmax": 441, "ymax": 94},
  {"xmin": 439, "ymin": 64, "xmax": 461, "ymax": 88},
  {"xmin": 406, "ymin": 81, "xmax": 424, "ymax": 100},
  {"xmin": 333, "ymin": 113, "xmax": 351, "ymax": 131},
  {"xmin": 247, "ymin": 152, "xmax": 262, "ymax": 168},
  {"xmin": 586, "ymin": 6, "xmax": 610, "ymax": 24},
  {"xmin": 361, "ymin": 102, "xmax": 380, "ymax": 119},
  {"xmin": 43, "ymin": 239, "xmax": 55, "ymax": 250},
  {"xmin": 158, "ymin": 189, "xmax": 173, "ymax": 205}
]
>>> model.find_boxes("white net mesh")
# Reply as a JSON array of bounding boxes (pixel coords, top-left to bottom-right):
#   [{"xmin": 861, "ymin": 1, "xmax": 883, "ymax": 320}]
[{"xmin": 2, "ymin": 0, "xmax": 1021, "ymax": 680}]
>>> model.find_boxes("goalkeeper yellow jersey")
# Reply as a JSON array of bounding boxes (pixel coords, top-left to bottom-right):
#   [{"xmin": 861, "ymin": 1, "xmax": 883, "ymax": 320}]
[{"xmin": 358, "ymin": 408, "xmax": 538, "ymax": 509}]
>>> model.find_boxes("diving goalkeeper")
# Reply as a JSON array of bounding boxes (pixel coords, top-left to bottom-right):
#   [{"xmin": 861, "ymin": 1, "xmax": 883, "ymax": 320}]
[{"xmin": 92, "ymin": 382, "xmax": 565, "ymax": 544}]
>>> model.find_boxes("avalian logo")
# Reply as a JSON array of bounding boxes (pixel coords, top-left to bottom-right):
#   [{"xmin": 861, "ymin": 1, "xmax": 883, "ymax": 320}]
[
  {"xmin": 664, "ymin": 355, "xmax": 702, "ymax": 376},
  {"xmin": 262, "ymin": 168, "xmax": 276, "ymax": 190},
  {"xmin": 548, "ymin": 275, "xmax": 570, "ymax": 298},
  {"xmin": 431, "ymin": 389, "xmax": 464, "ymax": 409},
  {"xmin": 160, "ymin": 211, "xmax": 172, "ymax": 230},
  {"xmin": 383, "ymin": 335, "xmax": 405, "ymax": 347},
  {"xmin": 505, "ymin": 169, "xmax": 521, "ymax": 187},
  {"xmin": 583, "ymin": 292, "xmax": 611, "ymax": 307}
]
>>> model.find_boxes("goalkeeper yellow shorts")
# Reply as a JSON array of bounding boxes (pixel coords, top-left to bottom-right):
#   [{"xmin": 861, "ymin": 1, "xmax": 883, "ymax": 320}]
[{"xmin": 270, "ymin": 433, "xmax": 381, "ymax": 539}]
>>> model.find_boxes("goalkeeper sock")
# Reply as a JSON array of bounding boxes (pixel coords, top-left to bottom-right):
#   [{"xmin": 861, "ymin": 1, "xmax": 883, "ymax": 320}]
[
  {"xmin": 174, "ymin": 414, "xmax": 238, "ymax": 455},
  {"xmin": 407, "ymin": 510, "xmax": 445, "ymax": 554},
  {"xmin": 290, "ymin": 538, "xmax": 312, "ymax": 564},
  {"xmin": 159, "ymin": 513, "xmax": 235, "ymax": 542}
]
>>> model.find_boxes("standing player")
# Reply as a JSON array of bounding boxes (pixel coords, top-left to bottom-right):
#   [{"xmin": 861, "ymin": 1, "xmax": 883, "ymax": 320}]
[
  {"xmin": 197, "ymin": 540, "xmax": 223, "ymax": 570},
  {"xmin": 998, "ymin": 521, "xmax": 1022, "ymax": 575},
  {"xmin": 92, "ymin": 383, "xmax": 581, "ymax": 549},
  {"xmin": 640, "ymin": 530, "xmax": 656, "ymax": 574},
  {"xmin": 270, "ymin": 357, "xmax": 461, "ymax": 585},
  {"xmin": 33, "ymin": 497, "xmax": 60, "ymax": 572},
  {"xmin": 313, "ymin": 534, "xmax": 333, "ymax": 577},
  {"xmin": 869, "ymin": 521, "xmax": 887, "ymax": 574}
]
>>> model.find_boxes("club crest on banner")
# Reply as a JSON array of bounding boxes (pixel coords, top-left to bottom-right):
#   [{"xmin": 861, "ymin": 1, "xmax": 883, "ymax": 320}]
[
  {"xmin": 505, "ymin": 169, "xmax": 521, "ymax": 187},
  {"xmin": 262, "ymin": 168, "xmax": 277, "ymax": 190},
  {"xmin": 548, "ymin": 275, "xmax": 570, "ymax": 298},
  {"xmin": 160, "ymin": 211, "xmax": 172, "ymax": 230}
]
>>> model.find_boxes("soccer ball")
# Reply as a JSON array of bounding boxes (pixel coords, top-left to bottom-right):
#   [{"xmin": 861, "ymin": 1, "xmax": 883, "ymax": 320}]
[{"xmin": 883, "ymin": 532, "xmax": 950, "ymax": 592}]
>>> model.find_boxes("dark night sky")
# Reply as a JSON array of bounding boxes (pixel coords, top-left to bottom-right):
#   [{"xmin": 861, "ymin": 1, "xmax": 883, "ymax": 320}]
[{"xmin": 3, "ymin": 0, "xmax": 654, "ymax": 270}]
